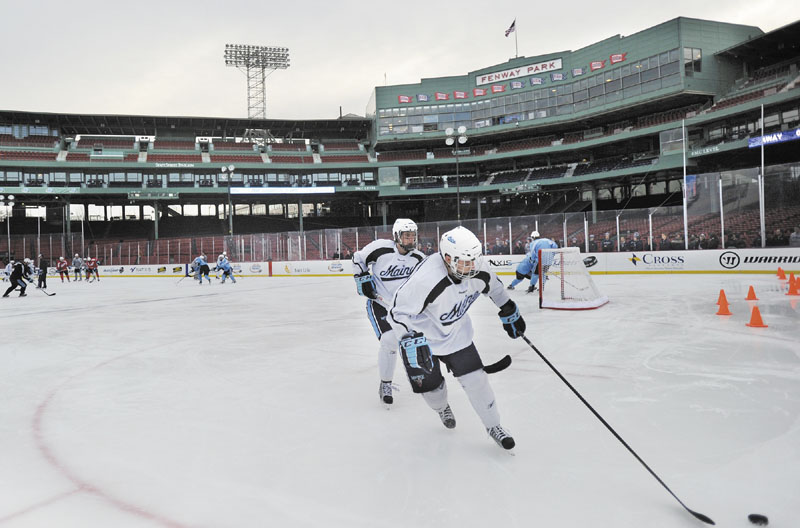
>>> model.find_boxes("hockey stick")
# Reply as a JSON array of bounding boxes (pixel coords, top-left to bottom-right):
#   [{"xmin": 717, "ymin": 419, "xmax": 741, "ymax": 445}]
[
  {"xmin": 483, "ymin": 354, "xmax": 511, "ymax": 373},
  {"xmin": 519, "ymin": 334, "xmax": 714, "ymax": 525},
  {"xmin": 38, "ymin": 287, "xmax": 56, "ymax": 296}
]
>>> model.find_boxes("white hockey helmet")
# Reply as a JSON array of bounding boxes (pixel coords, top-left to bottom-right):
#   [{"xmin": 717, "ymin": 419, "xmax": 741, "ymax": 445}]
[
  {"xmin": 74, "ymin": 253, "xmax": 79, "ymax": 257},
  {"xmin": 392, "ymin": 218, "xmax": 418, "ymax": 251},
  {"xmin": 439, "ymin": 226, "xmax": 483, "ymax": 280},
  {"xmin": 530, "ymin": 230, "xmax": 540, "ymax": 239}
]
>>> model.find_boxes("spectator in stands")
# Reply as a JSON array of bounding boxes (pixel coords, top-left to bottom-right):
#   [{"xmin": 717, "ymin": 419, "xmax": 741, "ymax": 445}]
[
  {"xmin": 767, "ymin": 228, "xmax": 788, "ymax": 247},
  {"xmin": 629, "ymin": 232, "xmax": 644, "ymax": 251},
  {"xmin": 790, "ymin": 227, "xmax": 800, "ymax": 248},
  {"xmin": 729, "ymin": 232, "xmax": 746, "ymax": 249},
  {"xmin": 706, "ymin": 233, "xmax": 720, "ymax": 249},
  {"xmin": 513, "ymin": 240, "xmax": 526, "ymax": 255},
  {"xmin": 688, "ymin": 234, "xmax": 700, "ymax": 250},
  {"xmin": 331, "ymin": 250, "xmax": 341, "ymax": 259},
  {"xmin": 601, "ymin": 232, "xmax": 614, "ymax": 252},
  {"xmin": 618, "ymin": 236, "xmax": 627, "ymax": 251},
  {"xmin": 659, "ymin": 233, "xmax": 671, "ymax": 251},
  {"xmin": 588, "ymin": 234, "xmax": 598, "ymax": 252},
  {"xmin": 570, "ymin": 237, "xmax": 582, "ymax": 252},
  {"xmin": 751, "ymin": 233, "xmax": 762, "ymax": 248},
  {"xmin": 343, "ymin": 248, "xmax": 352, "ymax": 260}
]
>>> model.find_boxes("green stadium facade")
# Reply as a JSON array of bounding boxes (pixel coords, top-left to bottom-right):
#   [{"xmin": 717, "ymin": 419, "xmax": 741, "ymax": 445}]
[{"xmin": 1, "ymin": 16, "xmax": 799, "ymax": 261}]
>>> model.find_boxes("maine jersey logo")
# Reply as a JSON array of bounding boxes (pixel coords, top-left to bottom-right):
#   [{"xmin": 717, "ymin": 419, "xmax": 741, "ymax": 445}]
[
  {"xmin": 379, "ymin": 264, "xmax": 415, "ymax": 281},
  {"xmin": 440, "ymin": 291, "xmax": 480, "ymax": 325}
]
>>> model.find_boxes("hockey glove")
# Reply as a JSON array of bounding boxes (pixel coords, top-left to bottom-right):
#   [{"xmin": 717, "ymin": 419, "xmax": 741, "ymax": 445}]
[
  {"xmin": 400, "ymin": 331, "xmax": 433, "ymax": 373},
  {"xmin": 354, "ymin": 272, "xmax": 377, "ymax": 299},
  {"xmin": 498, "ymin": 300, "xmax": 526, "ymax": 339}
]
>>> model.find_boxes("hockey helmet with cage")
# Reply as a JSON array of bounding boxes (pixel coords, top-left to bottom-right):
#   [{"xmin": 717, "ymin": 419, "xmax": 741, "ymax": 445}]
[
  {"xmin": 439, "ymin": 226, "xmax": 483, "ymax": 280},
  {"xmin": 530, "ymin": 230, "xmax": 540, "ymax": 239},
  {"xmin": 74, "ymin": 253, "xmax": 79, "ymax": 258},
  {"xmin": 392, "ymin": 218, "xmax": 418, "ymax": 251}
]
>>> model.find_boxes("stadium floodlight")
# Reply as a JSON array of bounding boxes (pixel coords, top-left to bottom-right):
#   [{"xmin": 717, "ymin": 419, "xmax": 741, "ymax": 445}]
[
  {"xmin": 224, "ymin": 43, "xmax": 290, "ymax": 122},
  {"xmin": 445, "ymin": 126, "xmax": 468, "ymax": 223}
]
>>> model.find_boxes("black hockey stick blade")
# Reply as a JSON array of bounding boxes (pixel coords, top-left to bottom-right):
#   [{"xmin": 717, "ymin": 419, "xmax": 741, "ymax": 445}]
[
  {"xmin": 39, "ymin": 289, "xmax": 56, "ymax": 296},
  {"xmin": 483, "ymin": 354, "xmax": 511, "ymax": 374},
  {"xmin": 518, "ymin": 334, "xmax": 715, "ymax": 525}
]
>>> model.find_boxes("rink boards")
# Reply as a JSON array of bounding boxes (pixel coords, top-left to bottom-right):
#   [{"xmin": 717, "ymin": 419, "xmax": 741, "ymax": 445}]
[{"xmin": 35, "ymin": 247, "xmax": 800, "ymax": 278}]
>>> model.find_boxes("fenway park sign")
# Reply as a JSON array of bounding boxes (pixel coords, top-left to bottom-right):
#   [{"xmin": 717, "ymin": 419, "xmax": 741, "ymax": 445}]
[{"xmin": 476, "ymin": 58, "xmax": 563, "ymax": 86}]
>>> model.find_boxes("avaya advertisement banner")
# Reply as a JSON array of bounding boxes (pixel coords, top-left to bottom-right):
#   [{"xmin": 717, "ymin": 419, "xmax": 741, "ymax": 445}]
[
  {"xmin": 748, "ymin": 127, "xmax": 800, "ymax": 148},
  {"xmin": 476, "ymin": 58, "xmax": 563, "ymax": 86}
]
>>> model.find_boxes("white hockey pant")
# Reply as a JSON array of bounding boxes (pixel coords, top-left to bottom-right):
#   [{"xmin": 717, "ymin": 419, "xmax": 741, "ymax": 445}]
[
  {"xmin": 458, "ymin": 369, "xmax": 501, "ymax": 429},
  {"xmin": 378, "ymin": 332, "xmax": 398, "ymax": 382}
]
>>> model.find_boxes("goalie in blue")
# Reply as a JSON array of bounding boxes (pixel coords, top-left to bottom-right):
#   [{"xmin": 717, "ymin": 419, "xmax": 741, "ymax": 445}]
[{"xmin": 507, "ymin": 230, "xmax": 558, "ymax": 293}]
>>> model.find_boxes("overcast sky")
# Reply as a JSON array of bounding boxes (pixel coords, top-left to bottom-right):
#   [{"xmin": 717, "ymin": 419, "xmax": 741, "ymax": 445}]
[{"xmin": 1, "ymin": 0, "xmax": 798, "ymax": 121}]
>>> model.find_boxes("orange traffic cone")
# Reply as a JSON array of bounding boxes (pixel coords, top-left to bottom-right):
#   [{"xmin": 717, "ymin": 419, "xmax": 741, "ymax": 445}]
[
  {"xmin": 745, "ymin": 285, "xmax": 759, "ymax": 301},
  {"xmin": 787, "ymin": 274, "xmax": 800, "ymax": 296},
  {"xmin": 777, "ymin": 267, "xmax": 787, "ymax": 280},
  {"xmin": 716, "ymin": 298, "xmax": 732, "ymax": 316},
  {"xmin": 745, "ymin": 306, "xmax": 768, "ymax": 328},
  {"xmin": 716, "ymin": 289, "xmax": 729, "ymax": 306}
]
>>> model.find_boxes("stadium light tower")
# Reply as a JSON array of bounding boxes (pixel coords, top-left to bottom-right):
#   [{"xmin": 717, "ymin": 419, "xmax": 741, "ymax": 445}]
[{"xmin": 224, "ymin": 44, "xmax": 290, "ymax": 124}]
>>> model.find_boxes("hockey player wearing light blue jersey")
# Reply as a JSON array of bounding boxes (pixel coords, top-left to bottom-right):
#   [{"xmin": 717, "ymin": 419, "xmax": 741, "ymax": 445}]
[
  {"xmin": 507, "ymin": 231, "xmax": 558, "ymax": 293},
  {"xmin": 193, "ymin": 254, "xmax": 211, "ymax": 284},
  {"xmin": 217, "ymin": 257, "xmax": 236, "ymax": 284}
]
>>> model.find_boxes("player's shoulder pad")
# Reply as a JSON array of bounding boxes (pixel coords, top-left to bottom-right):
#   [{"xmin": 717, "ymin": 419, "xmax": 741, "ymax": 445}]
[
  {"xmin": 365, "ymin": 245, "xmax": 395, "ymax": 265},
  {"xmin": 408, "ymin": 250, "xmax": 425, "ymax": 263},
  {"xmin": 473, "ymin": 270, "xmax": 492, "ymax": 293}
]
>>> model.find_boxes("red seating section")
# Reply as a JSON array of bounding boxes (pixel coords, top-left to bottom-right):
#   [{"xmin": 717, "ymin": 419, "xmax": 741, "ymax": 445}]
[{"xmin": 0, "ymin": 151, "xmax": 57, "ymax": 160}]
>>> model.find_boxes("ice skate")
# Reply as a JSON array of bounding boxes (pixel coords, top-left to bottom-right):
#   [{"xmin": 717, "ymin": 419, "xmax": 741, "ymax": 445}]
[
  {"xmin": 487, "ymin": 425, "xmax": 515, "ymax": 450},
  {"xmin": 525, "ymin": 284, "xmax": 537, "ymax": 294},
  {"xmin": 437, "ymin": 405, "xmax": 456, "ymax": 429},
  {"xmin": 379, "ymin": 381, "xmax": 393, "ymax": 405},
  {"xmin": 507, "ymin": 284, "xmax": 514, "ymax": 290}
]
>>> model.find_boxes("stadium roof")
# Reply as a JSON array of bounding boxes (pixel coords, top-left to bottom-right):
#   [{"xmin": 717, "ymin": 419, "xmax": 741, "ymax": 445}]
[
  {"xmin": 0, "ymin": 110, "xmax": 371, "ymax": 140},
  {"xmin": 715, "ymin": 19, "xmax": 800, "ymax": 66}
]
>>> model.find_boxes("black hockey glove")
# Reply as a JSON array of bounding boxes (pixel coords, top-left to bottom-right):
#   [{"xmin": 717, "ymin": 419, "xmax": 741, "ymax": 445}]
[
  {"xmin": 400, "ymin": 331, "xmax": 433, "ymax": 373},
  {"xmin": 354, "ymin": 271, "xmax": 377, "ymax": 299},
  {"xmin": 498, "ymin": 300, "xmax": 526, "ymax": 339}
]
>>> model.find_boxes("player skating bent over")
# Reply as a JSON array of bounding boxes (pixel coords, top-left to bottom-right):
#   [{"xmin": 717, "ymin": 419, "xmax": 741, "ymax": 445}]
[{"xmin": 390, "ymin": 226, "xmax": 526, "ymax": 450}]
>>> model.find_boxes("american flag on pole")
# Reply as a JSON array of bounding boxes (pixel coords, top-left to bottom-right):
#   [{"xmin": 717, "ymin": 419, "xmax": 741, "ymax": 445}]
[{"xmin": 505, "ymin": 19, "xmax": 516, "ymax": 37}]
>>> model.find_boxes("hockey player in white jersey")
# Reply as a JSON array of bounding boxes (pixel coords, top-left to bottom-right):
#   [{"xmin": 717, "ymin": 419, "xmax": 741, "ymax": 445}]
[
  {"xmin": 389, "ymin": 226, "xmax": 526, "ymax": 450},
  {"xmin": 353, "ymin": 218, "xmax": 425, "ymax": 406}
]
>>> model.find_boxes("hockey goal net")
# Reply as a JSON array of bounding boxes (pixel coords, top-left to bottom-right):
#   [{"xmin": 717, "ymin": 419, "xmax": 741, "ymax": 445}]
[{"xmin": 538, "ymin": 247, "xmax": 608, "ymax": 310}]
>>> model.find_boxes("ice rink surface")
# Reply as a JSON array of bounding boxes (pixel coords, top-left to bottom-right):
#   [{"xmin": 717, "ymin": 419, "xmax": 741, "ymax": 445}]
[{"xmin": 1, "ymin": 272, "xmax": 798, "ymax": 528}]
